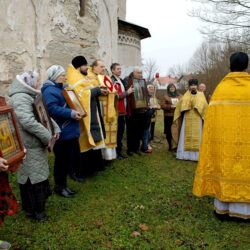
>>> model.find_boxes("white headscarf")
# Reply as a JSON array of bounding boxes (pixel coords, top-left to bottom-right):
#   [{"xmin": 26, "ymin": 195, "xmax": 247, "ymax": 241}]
[
  {"xmin": 47, "ymin": 65, "xmax": 65, "ymax": 81},
  {"xmin": 20, "ymin": 71, "xmax": 39, "ymax": 89}
]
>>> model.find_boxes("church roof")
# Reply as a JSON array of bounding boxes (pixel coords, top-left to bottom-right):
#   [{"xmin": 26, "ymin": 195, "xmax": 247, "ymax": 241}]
[{"xmin": 118, "ymin": 19, "xmax": 151, "ymax": 40}]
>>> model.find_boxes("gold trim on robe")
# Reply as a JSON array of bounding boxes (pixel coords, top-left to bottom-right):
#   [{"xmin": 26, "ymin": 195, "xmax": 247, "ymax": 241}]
[
  {"xmin": 172, "ymin": 90, "xmax": 208, "ymax": 150},
  {"xmin": 66, "ymin": 65, "xmax": 105, "ymax": 152},
  {"xmin": 184, "ymin": 108, "xmax": 201, "ymax": 151},
  {"xmin": 96, "ymin": 74, "xmax": 118, "ymax": 149},
  {"xmin": 193, "ymin": 72, "xmax": 250, "ymax": 202}
]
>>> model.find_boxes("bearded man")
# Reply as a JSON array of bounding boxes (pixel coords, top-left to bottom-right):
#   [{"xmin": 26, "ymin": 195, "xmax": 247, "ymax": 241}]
[
  {"xmin": 172, "ymin": 79, "xmax": 208, "ymax": 161},
  {"xmin": 67, "ymin": 56, "xmax": 108, "ymax": 176}
]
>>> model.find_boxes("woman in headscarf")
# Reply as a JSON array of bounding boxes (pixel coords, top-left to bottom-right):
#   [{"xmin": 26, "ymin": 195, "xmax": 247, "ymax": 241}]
[
  {"xmin": 42, "ymin": 65, "xmax": 83, "ymax": 198},
  {"xmin": 160, "ymin": 83, "xmax": 181, "ymax": 151},
  {"xmin": 8, "ymin": 71, "xmax": 60, "ymax": 221}
]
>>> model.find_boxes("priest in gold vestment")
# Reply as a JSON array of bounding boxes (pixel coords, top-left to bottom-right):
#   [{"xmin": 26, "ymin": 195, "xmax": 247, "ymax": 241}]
[
  {"xmin": 89, "ymin": 60, "xmax": 118, "ymax": 161},
  {"xmin": 173, "ymin": 79, "xmax": 208, "ymax": 161},
  {"xmin": 193, "ymin": 52, "xmax": 250, "ymax": 220},
  {"xmin": 67, "ymin": 56, "xmax": 108, "ymax": 176},
  {"xmin": 67, "ymin": 57, "xmax": 118, "ymax": 163}
]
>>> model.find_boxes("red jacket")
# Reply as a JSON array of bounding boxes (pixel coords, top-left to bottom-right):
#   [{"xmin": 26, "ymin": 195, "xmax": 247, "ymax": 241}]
[{"xmin": 114, "ymin": 82, "xmax": 126, "ymax": 115}]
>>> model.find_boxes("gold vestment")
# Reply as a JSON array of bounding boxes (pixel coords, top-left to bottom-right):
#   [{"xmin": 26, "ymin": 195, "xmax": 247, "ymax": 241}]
[
  {"xmin": 172, "ymin": 91, "xmax": 208, "ymax": 150},
  {"xmin": 193, "ymin": 72, "xmax": 250, "ymax": 202},
  {"xmin": 66, "ymin": 65, "xmax": 105, "ymax": 152}
]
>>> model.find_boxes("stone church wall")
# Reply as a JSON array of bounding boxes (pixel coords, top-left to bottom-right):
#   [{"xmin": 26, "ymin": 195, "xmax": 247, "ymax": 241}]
[{"xmin": 0, "ymin": 0, "xmax": 126, "ymax": 95}]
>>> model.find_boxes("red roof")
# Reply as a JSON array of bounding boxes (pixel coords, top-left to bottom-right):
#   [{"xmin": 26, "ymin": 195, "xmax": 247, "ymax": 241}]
[{"xmin": 157, "ymin": 75, "xmax": 178, "ymax": 85}]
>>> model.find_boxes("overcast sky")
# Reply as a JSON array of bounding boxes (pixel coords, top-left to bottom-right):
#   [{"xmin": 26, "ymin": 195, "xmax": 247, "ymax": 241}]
[{"xmin": 126, "ymin": 0, "xmax": 204, "ymax": 76}]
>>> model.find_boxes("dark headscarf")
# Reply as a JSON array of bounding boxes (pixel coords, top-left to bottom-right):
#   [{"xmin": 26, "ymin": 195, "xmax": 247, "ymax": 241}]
[
  {"xmin": 167, "ymin": 83, "xmax": 177, "ymax": 97},
  {"xmin": 230, "ymin": 52, "xmax": 249, "ymax": 72}
]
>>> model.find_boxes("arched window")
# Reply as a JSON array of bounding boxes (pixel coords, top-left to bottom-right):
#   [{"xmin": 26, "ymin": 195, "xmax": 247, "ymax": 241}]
[{"xmin": 79, "ymin": 0, "xmax": 85, "ymax": 17}]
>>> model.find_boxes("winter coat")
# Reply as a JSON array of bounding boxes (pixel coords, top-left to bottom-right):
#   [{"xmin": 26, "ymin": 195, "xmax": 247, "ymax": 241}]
[
  {"xmin": 124, "ymin": 72, "xmax": 146, "ymax": 116},
  {"xmin": 8, "ymin": 76, "xmax": 60, "ymax": 185},
  {"xmin": 160, "ymin": 94, "xmax": 182, "ymax": 117},
  {"xmin": 41, "ymin": 80, "xmax": 80, "ymax": 141}
]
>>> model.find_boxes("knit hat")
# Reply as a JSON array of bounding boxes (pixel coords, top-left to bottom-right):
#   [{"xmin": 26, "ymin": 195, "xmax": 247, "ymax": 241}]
[
  {"xmin": 20, "ymin": 71, "xmax": 39, "ymax": 89},
  {"xmin": 72, "ymin": 56, "xmax": 88, "ymax": 69},
  {"xmin": 47, "ymin": 65, "xmax": 65, "ymax": 81}
]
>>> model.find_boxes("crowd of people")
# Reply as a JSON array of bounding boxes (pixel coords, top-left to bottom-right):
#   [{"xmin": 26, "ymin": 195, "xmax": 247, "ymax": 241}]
[
  {"xmin": 0, "ymin": 51, "xmax": 249, "ymax": 248},
  {"xmin": 0, "ymin": 56, "xmax": 163, "ymax": 228}
]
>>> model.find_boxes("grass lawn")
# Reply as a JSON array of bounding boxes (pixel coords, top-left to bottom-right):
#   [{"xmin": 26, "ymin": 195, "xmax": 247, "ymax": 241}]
[{"xmin": 1, "ymin": 113, "xmax": 250, "ymax": 249}]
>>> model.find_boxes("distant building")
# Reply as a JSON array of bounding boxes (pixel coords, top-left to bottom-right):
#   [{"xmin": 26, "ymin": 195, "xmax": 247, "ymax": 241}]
[{"xmin": 153, "ymin": 75, "xmax": 179, "ymax": 89}]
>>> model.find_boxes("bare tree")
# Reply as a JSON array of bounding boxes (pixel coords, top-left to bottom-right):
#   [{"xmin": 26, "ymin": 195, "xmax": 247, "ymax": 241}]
[
  {"xmin": 168, "ymin": 38, "xmax": 249, "ymax": 95},
  {"xmin": 189, "ymin": 0, "xmax": 250, "ymax": 48},
  {"xmin": 189, "ymin": 38, "xmax": 250, "ymax": 93},
  {"xmin": 187, "ymin": 41, "xmax": 228, "ymax": 93},
  {"xmin": 142, "ymin": 58, "xmax": 159, "ymax": 83},
  {"xmin": 168, "ymin": 64, "xmax": 187, "ymax": 77},
  {"xmin": 188, "ymin": 42, "xmax": 211, "ymax": 74}
]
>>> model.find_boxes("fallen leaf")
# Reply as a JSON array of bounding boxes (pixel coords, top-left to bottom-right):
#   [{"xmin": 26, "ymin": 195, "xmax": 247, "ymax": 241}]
[
  {"xmin": 10, "ymin": 241, "xmax": 19, "ymax": 247},
  {"xmin": 139, "ymin": 224, "xmax": 149, "ymax": 231},
  {"xmin": 173, "ymin": 201, "xmax": 184, "ymax": 205},
  {"xmin": 92, "ymin": 221, "xmax": 103, "ymax": 227},
  {"xmin": 101, "ymin": 242, "xmax": 113, "ymax": 248},
  {"xmin": 130, "ymin": 231, "xmax": 141, "ymax": 237}
]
